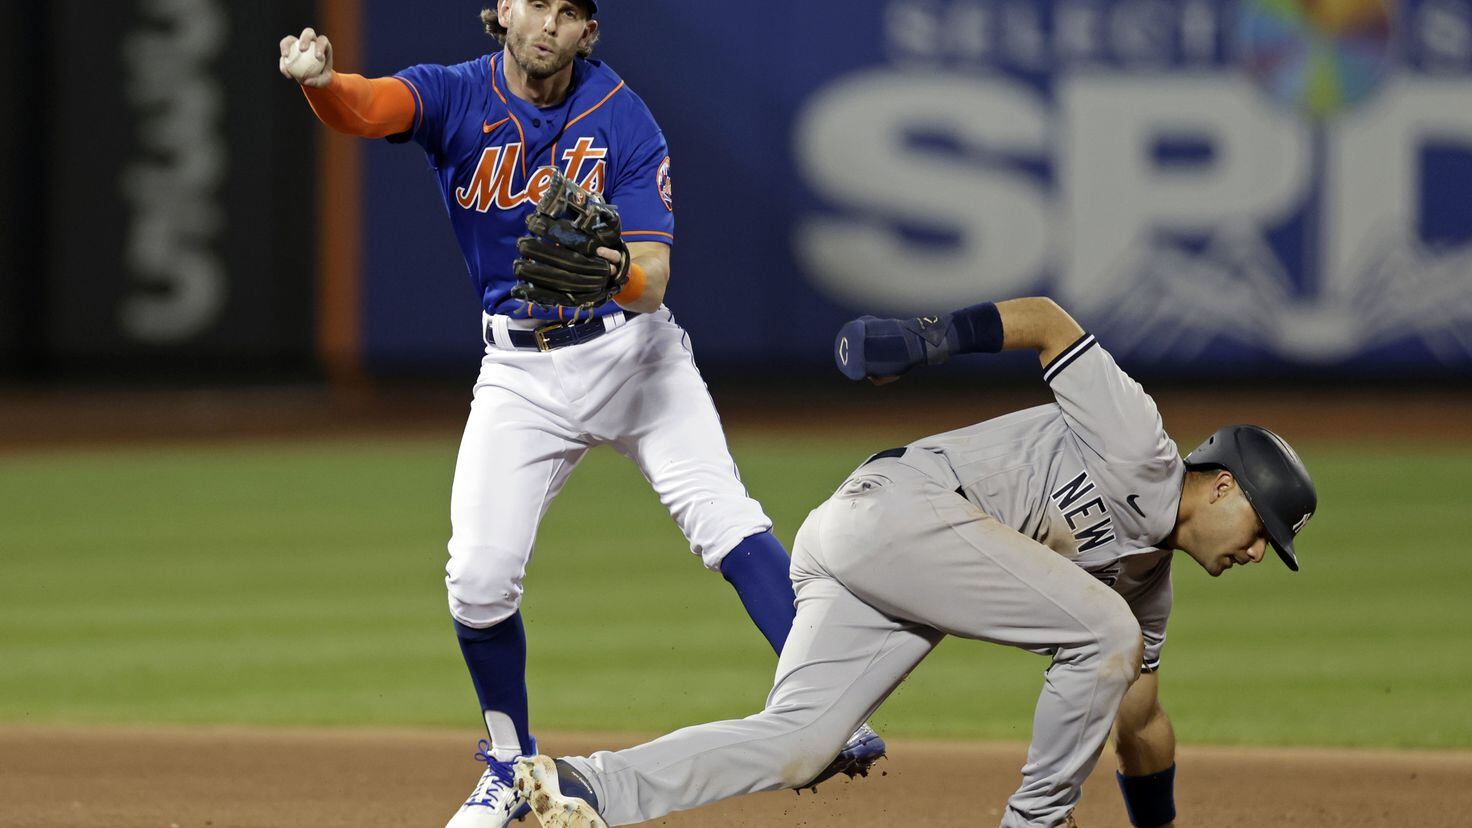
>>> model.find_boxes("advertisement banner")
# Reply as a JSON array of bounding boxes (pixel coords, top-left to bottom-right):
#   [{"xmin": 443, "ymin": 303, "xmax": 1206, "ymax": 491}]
[
  {"xmin": 43, "ymin": 0, "xmax": 316, "ymax": 372},
  {"xmin": 359, "ymin": 0, "xmax": 1472, "ymax": 377}
]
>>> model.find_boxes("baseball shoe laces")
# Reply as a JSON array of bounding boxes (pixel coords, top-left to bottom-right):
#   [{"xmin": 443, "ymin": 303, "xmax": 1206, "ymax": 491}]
[{"xmin": 444, "ymin": 739, "xmax": 531, "ymax": 827}]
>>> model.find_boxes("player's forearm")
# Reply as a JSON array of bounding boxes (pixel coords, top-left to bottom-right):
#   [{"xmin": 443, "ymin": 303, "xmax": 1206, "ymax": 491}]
[
  {"xmin": 302, "ymin": 72, "xmax": 415, "ymax": 138},
  {"xmin": 1114, "ymin": 687, "xmax": 1178, "ymax": 828},
  {"xmin": 613, "ymin": 254, "xmax": 669, "ymax": 314},
  {"xmin": 1115, "ymin": 702, "xmax": 1176, "ymax": 775},
  {"xmin": 996, "ymin": 297, "xmax": 1086, "ymax": 368}
]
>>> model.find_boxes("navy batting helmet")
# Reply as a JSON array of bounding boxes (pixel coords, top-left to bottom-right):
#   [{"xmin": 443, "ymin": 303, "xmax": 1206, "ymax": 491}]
[{"xmin": 1184, "ymin": 425, "xmax": 1317, "ymax": 572}]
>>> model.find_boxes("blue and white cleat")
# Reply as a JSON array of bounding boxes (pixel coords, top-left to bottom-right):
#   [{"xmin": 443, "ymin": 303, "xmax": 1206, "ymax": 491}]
[
  {"xmin": 802, "ymin": 723, "xmax": 887, "ymax": 791},
  {"xmin": 445, "ymin": 739, "xmax": 531, "ymax": 827},
  {"xmin": 514, "ymin": 755, "xmax": 606, "ymax": 828}
]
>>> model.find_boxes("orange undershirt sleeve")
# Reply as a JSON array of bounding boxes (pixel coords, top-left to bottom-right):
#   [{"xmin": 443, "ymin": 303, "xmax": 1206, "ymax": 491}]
[{"xmin": 302, "ymin": 72, "xmax": 416, "ymax": 139}]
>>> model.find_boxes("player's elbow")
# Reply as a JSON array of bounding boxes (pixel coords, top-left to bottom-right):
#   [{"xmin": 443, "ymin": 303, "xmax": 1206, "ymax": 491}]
[
  {"xmin": 1028, "ymin": 296, "xmax": 1085, "ymax": 343},
  {"xmin": 998, "ymin": 296, "xmax": 1087, "ymax": 362},
  {"xmin": 629, "ymin": 279, "xmax": 668, "ymax": 313}
]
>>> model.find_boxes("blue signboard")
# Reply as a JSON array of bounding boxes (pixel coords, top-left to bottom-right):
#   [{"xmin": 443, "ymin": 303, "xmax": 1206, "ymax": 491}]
[{"xmin": 357, "ymin": 0, "xmax": 1472, "ymax": 377}]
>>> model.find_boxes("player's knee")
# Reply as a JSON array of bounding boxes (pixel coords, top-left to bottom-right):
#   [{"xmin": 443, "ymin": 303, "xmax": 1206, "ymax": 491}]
[
  {"xmin": 1095, "ymin": 611, "xmax": 1144, "ymax": 686},
  {"xmin": 775, "ymin": 735, "xmax": 846, "ymax": 789},
  {"xmin": 445, "ymin": 543, "xmax": 525, "ymax": 627},
  {"xmin": 778, "ymin": 749, "xmax": 837, "ymax": 789},
  {"xmin": 763, "ymin": 707, "xmax": 853, "ymax": 788}
]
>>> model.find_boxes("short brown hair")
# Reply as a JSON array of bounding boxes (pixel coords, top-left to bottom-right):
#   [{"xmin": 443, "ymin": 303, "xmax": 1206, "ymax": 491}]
[{"xmin": 481, "ymin": 3, "xmax": 600, "ymax": 59}]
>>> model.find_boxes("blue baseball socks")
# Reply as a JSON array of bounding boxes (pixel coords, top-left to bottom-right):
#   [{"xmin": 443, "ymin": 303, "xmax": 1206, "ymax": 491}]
[
  {"xmin": 454, "ymin": 612, "xmax": 534, "ymax": 761},
  {"xmin": 720, "ymin": 530, "xmax": 798, "ymax": 653}
]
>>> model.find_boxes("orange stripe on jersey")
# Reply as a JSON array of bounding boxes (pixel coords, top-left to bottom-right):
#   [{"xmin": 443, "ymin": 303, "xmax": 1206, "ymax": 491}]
[
  {"xmin": 395, "ymin": 76, "xmax": 424, "ymax": 135},
  {"xmin": 566, "ymin": 81, "xmax": 625, "ymax": 132},
  {"xmin": 622, "ymin": 230, "xmax": 674, "ymax": 239},
  {"xmin": 491, "ymin": 53, "xmax": 509, "ymax": 103},
  {"xmin": 551, "ymin": 81, "xmax": 626, "ymax": 166},
  {"xmin": 489, "ymin": 54, "xmax": 529, "ymax": 180}
]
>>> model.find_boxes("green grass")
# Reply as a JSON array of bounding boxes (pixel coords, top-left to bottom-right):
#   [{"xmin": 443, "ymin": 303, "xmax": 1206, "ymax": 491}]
[{"xmin": 1, "ymin": 435, "xmax": 1468, "ymax": 749}]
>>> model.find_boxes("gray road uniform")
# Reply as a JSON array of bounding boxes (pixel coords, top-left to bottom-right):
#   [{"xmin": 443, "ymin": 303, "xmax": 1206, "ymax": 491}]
[{"xmin": 563, "ymin": 333, "xmax": 1185, "ymax": 828}]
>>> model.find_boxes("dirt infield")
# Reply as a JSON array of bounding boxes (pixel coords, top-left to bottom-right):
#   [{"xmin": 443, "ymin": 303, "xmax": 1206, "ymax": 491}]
[{"xmin": 3, "ymin": 726, "xmax": 1468, "ymax": 827}]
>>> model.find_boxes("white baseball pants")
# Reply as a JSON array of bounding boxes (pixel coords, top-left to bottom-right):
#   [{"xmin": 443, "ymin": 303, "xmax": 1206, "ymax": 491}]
[{"xmin": 446, "ymin": 308, "xmax": 773, "ymax": 628}]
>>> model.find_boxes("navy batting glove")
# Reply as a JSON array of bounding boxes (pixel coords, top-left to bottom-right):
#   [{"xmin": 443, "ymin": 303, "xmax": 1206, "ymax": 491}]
[
  {"xmin": 834, "ymin": 314, "xmax": 953, "ymax": 381},
  {"xmin": 834, "ymin": 303, "xmax": 1004, "ymax": 382}
]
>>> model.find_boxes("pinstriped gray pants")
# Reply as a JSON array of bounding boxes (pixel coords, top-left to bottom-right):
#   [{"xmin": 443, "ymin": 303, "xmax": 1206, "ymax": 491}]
[{"xmin": 564, "ymin": 450, "xmax": 1142, "ymax": 828}]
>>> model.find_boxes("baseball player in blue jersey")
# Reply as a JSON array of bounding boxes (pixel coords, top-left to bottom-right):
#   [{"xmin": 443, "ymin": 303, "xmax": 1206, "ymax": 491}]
[
  {"xmin": 509, "ymin": 297, "xmax": 1319, "ymax": 828},
  {"xmin": 277, "ymin": 3, "xmax": 882, "ymax": 826}
]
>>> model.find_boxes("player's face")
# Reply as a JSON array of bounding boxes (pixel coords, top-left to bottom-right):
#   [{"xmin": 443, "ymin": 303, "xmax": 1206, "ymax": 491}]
[
  {"xmin": 501, "ymin": 0, "xmax": 596, "ymax": 81},
  {"xmin": 1183, "ymin": 478, "xmax": 1271, "ymax": 577}
]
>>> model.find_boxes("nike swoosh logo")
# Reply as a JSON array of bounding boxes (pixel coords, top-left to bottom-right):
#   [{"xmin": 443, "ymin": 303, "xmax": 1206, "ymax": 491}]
[
  {"xmin": 483, "ymin": 121, "xmax": 494, "ymax": 133},
  {"xmin": 1126, "ymin": 494, "xmax": 1147, "ymax": 518}
]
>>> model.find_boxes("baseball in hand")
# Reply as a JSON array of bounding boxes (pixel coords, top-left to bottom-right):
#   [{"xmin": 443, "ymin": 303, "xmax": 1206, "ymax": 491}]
[{"xmin": 284, "ymin": 43, "xmax": 327, "ymax": 82}]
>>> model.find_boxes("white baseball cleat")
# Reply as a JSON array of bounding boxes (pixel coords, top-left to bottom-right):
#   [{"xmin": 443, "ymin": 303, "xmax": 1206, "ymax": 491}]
[
  {"xmin": 445, "ymin": 740, "xmax": 530, "ymax": 828},
  {"xmin": 513, "ymin": 754, "xmax": 607, "ymax": 828}
]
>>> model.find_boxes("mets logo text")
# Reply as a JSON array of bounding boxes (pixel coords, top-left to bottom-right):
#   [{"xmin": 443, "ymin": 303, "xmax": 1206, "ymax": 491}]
[{"xmin": 456, "ymin": 137, "xmax": 608, "ymax": 213}]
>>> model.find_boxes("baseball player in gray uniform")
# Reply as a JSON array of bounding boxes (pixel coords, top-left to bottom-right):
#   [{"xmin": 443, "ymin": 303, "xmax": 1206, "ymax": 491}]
[{"xmin": 507, "ymin": 296, "xmax": 1319, "ymax": 828}]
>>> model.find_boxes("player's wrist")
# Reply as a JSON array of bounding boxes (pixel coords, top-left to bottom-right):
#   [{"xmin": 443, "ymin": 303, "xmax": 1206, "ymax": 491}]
[
  {"xmin": 613, "ymin": 262, "xmax": 647, "ymax": 308},
  {"xmin": 945, "ymin": 301, "xmax": 1004, "ymax": 356},
  {"xmin": 1116, "ymin": 763, "xmax": 1176, "ymax": 828},
  {"xmin": 906, "ymin": 302, "xmax": 1005, "ymax": 367},
  {"xmin": 302, "ymin": 67, "xmax": 335, "ymax": 89}
]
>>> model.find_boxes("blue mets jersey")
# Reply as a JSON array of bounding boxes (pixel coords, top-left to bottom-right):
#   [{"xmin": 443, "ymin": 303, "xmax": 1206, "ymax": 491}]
[{"xmin": 391, "ymin": 53, "xmax": 674, "ymax": 320}]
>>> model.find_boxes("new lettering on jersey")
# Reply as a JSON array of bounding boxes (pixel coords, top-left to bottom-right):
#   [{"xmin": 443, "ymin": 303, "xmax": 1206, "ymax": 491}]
[
  {"xmin": 391, "ymin": 53, "xmax": 674, "ymax": 319},
  {"xmin": 1048, "ymin": 470, "xmax": 1116, "ymax": 553},
  {"xmin": 912, "ymin": 332, "xmax": 1182, "ymax": 671}
]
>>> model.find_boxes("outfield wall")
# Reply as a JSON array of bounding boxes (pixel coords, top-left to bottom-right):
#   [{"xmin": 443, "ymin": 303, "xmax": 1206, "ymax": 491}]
[
  {"xmin": 353, "ymin": 0, "xmax": 1472, "ymax": 379},
  {"xmin": 3, "ymin": 0, "xmax": 1470, "ymax": 381}
]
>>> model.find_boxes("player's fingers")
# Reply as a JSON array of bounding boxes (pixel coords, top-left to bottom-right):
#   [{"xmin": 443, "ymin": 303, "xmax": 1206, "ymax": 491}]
[
  {"xmin": 594, "ymin": 246, "xmax": 621, "ymax": 268},
  {"xmin": 278, "ymin": 44, "xmax": 295, "ymax": 79},
  {"xmin": 299, "ymin": 27, "xmax": 317, "ymax": 49},
  {"xmin": 279, "ymin": 35, "xmax": 296, "ymax": 58},
  {"xmin": 315, "ymin": 35, "xmax": 331, "ymax": 62}
]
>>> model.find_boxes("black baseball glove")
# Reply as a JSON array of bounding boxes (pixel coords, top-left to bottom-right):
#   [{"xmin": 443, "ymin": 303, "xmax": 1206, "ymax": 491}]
[{"xmin": 511, "ymin": 167, "xmax": 631, "ymax": 310}]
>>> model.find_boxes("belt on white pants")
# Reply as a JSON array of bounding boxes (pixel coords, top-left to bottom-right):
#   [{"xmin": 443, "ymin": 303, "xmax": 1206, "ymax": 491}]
[{"xmin": 483, "ymin": 310, "xmax": 639, "ymax": 352}]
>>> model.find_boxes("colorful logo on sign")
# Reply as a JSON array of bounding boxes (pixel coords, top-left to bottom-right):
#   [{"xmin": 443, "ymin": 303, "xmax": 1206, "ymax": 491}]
[
  {"xmin": 793, "ymin": 0, "xmax": 1472, "ymax": 368},
  {"xmin": 1239, "ymin": 0, "xmax": 1394, "ymax": 117}
]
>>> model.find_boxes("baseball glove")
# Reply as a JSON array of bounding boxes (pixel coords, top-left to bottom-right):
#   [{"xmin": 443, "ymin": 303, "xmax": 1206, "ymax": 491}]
[{"xmin": 511, "ymin": 166, "xmax": 630, "ymax": 310}]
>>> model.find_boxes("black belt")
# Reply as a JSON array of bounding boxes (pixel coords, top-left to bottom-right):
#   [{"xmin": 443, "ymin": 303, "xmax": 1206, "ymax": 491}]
[
  {"xmin": 493, "ymin": 312, "xmax": 640, "ymax": 352},
  {"xmin": 862, "ymin": 447, "xmax": 907, "ymax": 466},
  {"xmin": 862, "ymin": 446, "xmax": 968, "ymax": 499}
]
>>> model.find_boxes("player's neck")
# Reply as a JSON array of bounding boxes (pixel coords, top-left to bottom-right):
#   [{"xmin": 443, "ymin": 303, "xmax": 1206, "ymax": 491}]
[
  {"xmin": 1163, "ymin": 473, "xmax": 1201, "ymax": 551},
  {"xmin": 504, "ymin": 56, "xmax": 574, "ymax": 108}
]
